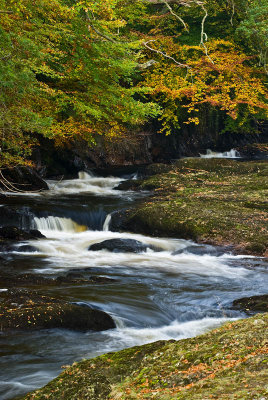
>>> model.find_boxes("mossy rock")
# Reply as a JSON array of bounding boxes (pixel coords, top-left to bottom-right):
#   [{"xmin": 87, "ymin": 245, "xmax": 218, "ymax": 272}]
[
  {"xmin": 233, "ymin": 294, "xmax": 268, "ymax": 313},
  {"xmin": 22, "ymin": 313, "xmax": 268, "ymax": 400},
  {"xmin": 0, "ymin": 289, "xmax": 115, "ymax": 332},
  {"xmin": 113, "ymin": 159, "xmax": 268, "ymax": 255}
]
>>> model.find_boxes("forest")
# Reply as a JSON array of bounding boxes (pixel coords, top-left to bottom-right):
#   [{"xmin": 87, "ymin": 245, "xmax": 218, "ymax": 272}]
[{"xmin": 0, "ymin": 0, "xmax": 267, "ymax": 167}]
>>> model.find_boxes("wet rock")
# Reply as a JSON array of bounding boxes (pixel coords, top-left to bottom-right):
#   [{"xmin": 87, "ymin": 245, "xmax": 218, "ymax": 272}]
[
  {"xmin": 109, "ymin": 209, "xmax": 131, "ymax": 232},
  {"xmin": 56, "ymin": 273, "xmax": 88, "ymax": 284},
  {"xmin": 89, "ymin": 276, "xmax": 116, "ymax": 283},
  {"xmin": 89, "ymin": 238, "xmax": 153, "ymax": 253},
  {"xmin": 0, "ymin": 226, "xmax": 45, "ymax": 241},
  {"xmin": 232, "ymin": 294, "xmax": 268, "ymax": 313},
  {"xmin": 172, "ymin": 245, "xmax": 231, "ymax": 256},
  {"xmin": 0, "ymin": 273, "xmax": 54, "ymax": 287},
  {"xmin": 115, "ymin": 180, "xmax": 142, "ymax": 191},
  {"xmin": 0, "ymin": 289, "xmax": 115, "ymax": 332},
  {"xmin": 15, "ymin": 244, "xmax": 38, "ymax": 253}
]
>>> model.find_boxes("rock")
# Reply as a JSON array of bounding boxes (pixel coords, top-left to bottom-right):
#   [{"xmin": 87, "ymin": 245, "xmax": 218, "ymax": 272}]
[
  {"xmin": 109, "ymin": 209, "xmax": 131, "ymax": 232},
  {"xmin": 55, "ymin": 273, "xmax": 88, "ymax": 284},
  {"xmin": 0, "ymin": 226, "xmax": 45, "ymax": 241},
  {"xmin": 237, "ymin": 143, "xmax": 268, "ymax": 160},
  {"xmin": 0, "ymin": 206, "xmax": 33, "ymax": 229},
  {"xmin": 0, "ymin": 289, "xmax": 115, "ymax": 332},
  {"xmin": 172, "ymin": 245, "xmax": 231, "ymax": 256},
  {"xmin": 15, "ymin": 244, "xmax": 38, "ymax": 252},
  {"xmin": 232, "ymin": 294, "xmax": 268, "ymax": 313},
  {"xmin": 115, "ymin": 180, "xmax": 142, "ymax": 191},
  {"xmin": 89, "ymin": 276, "xmax": 116, "ymax": 283},
  {"xmin": 22, "ymin": 313, "xmax": 268, "ymax": 400},
  {"xmin": 0, "ymin": 166, "xmax": 48, "ymax": 192},
  {"xmin": 0, "ymin": 273, "xmax": 55, "ymax": 287},
  {"xmin": 89, "ymin": 238, "xmax": 153, "ymax": 253}
]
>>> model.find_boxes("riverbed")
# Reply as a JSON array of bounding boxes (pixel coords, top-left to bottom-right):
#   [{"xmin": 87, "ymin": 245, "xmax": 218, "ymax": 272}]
[{"xmin": 0, "ymin": 171, "xmax": 267, "ymax": 400}]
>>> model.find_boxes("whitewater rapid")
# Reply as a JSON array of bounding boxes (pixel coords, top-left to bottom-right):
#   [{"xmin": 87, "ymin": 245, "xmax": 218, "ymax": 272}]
[{"xmin": 1, "ymin": 170, "xmax": 267, "ymax": 400}]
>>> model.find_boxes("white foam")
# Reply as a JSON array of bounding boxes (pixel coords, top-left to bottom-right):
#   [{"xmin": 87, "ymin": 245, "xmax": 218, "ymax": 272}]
[
  {"xmin": 27, "ymin": 229, "xmax": 249, "ymax": 278},
  {"xmin": 200, "ymin": 149, "xmax": 240, "ymax": 158},
  {"xmin": 99, "ymin": 317, "xmax": 236, "ymax": 350},
  {"xmin": 46, "ymin": 172, "xmax": 124, "ymax": 196}
]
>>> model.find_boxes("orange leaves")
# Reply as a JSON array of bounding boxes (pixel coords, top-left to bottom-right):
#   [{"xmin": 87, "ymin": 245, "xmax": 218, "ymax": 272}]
[{"xmin": 143, "ymin": 38, "xmax": 267, "ymax": 133}]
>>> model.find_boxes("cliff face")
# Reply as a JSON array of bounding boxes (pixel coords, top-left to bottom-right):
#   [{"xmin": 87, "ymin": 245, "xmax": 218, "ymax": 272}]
[
  {"xmin": 31, "ymin": 119, "xmax": 268, "ymax": 178},
  {"xmin": 23, "ymin": 313, "xmax": 268, "ymax": 400}
]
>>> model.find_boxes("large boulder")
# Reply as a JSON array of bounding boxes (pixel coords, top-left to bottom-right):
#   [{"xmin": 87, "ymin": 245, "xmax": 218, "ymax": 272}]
[
  {"xmin": 89, "ymin": 238, "xmax": 153, "ymax": 253},
  {"xmin": 0, "ymin": 166, "xmax": 48, "ymax": 192},
  {"xmin": 0, "ymin": 289, "xmax": 115, "ymax": 332}
]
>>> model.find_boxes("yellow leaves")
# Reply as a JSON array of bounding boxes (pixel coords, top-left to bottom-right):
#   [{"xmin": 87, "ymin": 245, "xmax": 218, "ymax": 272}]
[
  {"xmin": 50, "ymin": 118, "xmax": 94, "ymax": 146},
  {"xmin": 184, "ymin": 117, "xmax": 200, "ymax": 125}
]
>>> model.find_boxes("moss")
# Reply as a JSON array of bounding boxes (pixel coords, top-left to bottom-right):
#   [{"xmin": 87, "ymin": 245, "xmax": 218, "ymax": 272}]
[
  {"xmin": 121, "ymin": 159, "xmax": 268, "ymax": 255},
  {"xmin": 22, "ymin": 313, "xmax": 268, "ymax": 400}
]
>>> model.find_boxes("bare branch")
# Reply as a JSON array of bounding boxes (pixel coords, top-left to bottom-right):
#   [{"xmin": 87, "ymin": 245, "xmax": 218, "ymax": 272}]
[
  {"xmin": 85, "ymin": 11, "xmax": 117, "ymax": 43},
  {"xmin": 196, "ymin": 2, "xmax": 214, "ymax": 64},
  {"xmin": 162, "ymin": 0, "xmax": 189, "ymax": 31},
  {"xmin": 143, "ymin": 39, "xmax": 190, "ymax": 69},
  {"xmin": 0, "ymin": 10, "xmax": 13, "ymax": 14}
]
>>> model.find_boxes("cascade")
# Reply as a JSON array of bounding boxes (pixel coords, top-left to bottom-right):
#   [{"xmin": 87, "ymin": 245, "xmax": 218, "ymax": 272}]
[
  {"xmin": 200, "ymin": 149, "xmax": 241, "ymax": 158},
  {"xmin": 103, "ymin": 214, "xmax": 112, "ymax": 231},
  {"xmin": 33, "ymin": 216, "xmax": 87, "ymax": 233}
]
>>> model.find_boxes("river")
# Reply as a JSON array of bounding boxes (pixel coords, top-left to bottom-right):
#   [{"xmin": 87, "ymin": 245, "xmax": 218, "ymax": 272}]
[{"xmin": 0, "ymin": 170, "xmax": 267, "ymax": 400}]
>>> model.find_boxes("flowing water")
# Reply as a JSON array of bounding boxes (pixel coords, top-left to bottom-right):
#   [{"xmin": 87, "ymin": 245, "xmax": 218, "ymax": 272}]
[
  {"xmin": 0, "ymin": 170, "xmax": 267, "ymax": 400},
  {"xmin": 200, "ymin": 149, "xmax": 241, "ymax": 158}
]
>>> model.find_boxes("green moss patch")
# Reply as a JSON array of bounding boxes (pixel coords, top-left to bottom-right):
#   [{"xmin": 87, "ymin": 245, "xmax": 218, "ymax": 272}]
[
  {"xmin": 122, "ymin": 159, "xmax": 268, "ymax": 255},
  {"xmin": 23, "ymin": 313, "xmax": 268, "ymax": 400}
]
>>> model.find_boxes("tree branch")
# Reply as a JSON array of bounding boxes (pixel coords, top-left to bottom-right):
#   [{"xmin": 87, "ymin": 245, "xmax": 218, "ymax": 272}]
[
  {"xmin": 85, "ymin": 11, "xmax": 117, "ymax": 43},
  {"xmin": 143, "ymin": 39, "xmax": 190, "ymax": 69},
  {"xmin": 162, "ymin": 0, "xmax": 189, "ymax": 31}
]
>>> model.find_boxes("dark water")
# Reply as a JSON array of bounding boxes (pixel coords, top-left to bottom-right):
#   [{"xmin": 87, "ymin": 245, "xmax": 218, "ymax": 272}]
[{"xmin": 0, "ymin": 171, "xmax": 267, "ymax": 400}]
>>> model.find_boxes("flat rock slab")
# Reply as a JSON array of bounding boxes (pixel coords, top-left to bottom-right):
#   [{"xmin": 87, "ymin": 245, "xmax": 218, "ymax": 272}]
[{"xmin": 0, "ymin": 289, "xmax": 115, "ymax": 332}]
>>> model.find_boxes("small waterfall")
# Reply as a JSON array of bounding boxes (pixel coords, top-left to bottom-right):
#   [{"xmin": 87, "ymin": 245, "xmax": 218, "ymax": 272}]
[
  {"xmin": 33, "ymin": 216, "xmax": 87, "ymax": 233},
  {"xmin": 78, "ymin": 171, "xmax": 94, "ymax": 179},
  {"xmin": 103, "ymin": 214, "xmax": 112, "ymax": 231},
  {"xmin": 200, "ymin": 149, "xmax": 240, "ymax": 159},
  {"xmin": 47, "ymin": 172, "xmax": 124, "ymax": 196}
]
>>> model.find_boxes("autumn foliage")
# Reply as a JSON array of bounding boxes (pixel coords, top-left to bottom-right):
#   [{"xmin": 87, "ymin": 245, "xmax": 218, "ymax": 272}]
[{"xmin": 0, "ymin": 0, "xmax": 267, "ymax": 166}]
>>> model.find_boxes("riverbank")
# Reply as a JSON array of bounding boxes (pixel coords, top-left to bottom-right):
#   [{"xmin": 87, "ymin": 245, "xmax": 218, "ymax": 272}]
[
  {"xmin": 114, "ymin": 159, "xmax": 268, "ymax": 256},
  {"xmin": 22, "ymin": 312, "xmax": 268, "ymax": 400}
]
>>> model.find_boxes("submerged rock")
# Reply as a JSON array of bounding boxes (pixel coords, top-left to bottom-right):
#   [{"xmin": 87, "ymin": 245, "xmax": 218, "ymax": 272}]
[
  {"xmin": 0, "ymin": 289, "xmax": 115, "ymax": 332},
  {"xmin": 233, "ymin": 294, "xmax": 268, "ymax": 313},
  {"xmin": 89, "ymin": 238, "xmax": 153, "ymax": 253},
  {"xmin": 0, "ymin": 272, "xmax": 116, "ymax": 288}
]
